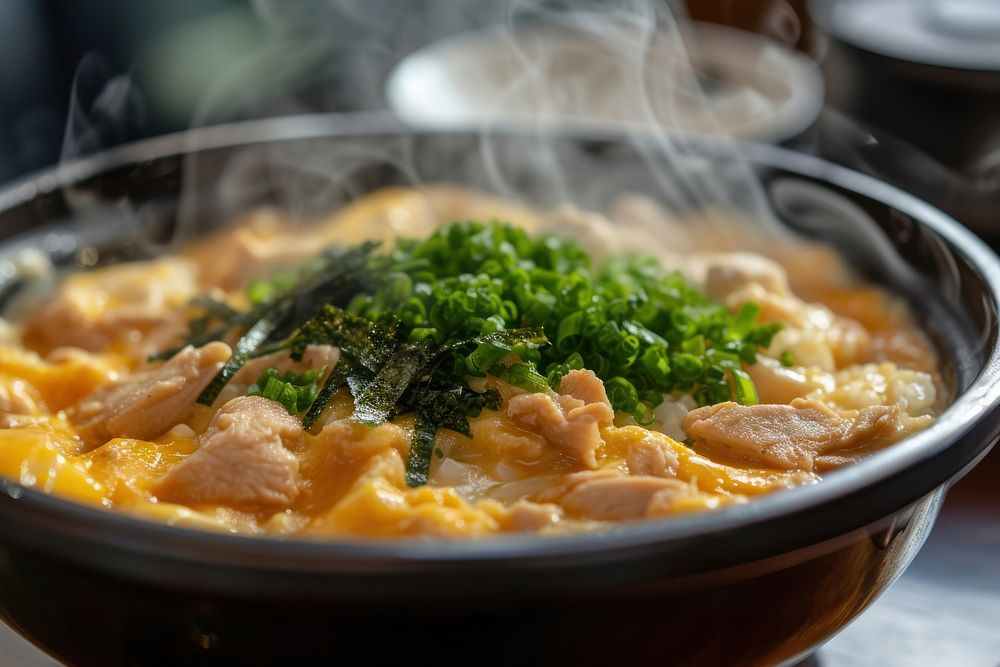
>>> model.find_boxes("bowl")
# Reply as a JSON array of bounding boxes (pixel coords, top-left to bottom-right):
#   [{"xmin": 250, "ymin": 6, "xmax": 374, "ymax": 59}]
[
  {"xmin": 386, "ymin": 22, "xmax": 824, "ymax": 145},
  {"xmin": 1, "ymin": 114, "xmax": 998, "ymax": 667}
]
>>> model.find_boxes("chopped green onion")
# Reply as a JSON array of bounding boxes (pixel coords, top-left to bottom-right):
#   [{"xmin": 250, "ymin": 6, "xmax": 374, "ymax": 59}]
[
  {"xmin": 491, "ymin": 363, "xmax": 550, "ymax": 393},
  {"xmin": 633, "ymin": 401, "xmax": 657, "ymax": 427},
  {"xmin": 246, "ymin": 365, "xmax": 326, "ymax": 415},
  {"xmin": 730, "ymin": 302, "xmax": 763, "ymax": 337},
  {"xmin": 605, "ymin": 376, "xmax": 640, "ymax": 413},
  {"xmin": 465, "ymin": 341, "xmax": 511, "ymax": 375},
  {"xmin": 728, "ymin": 368, "xmax": 760, "ymax": 406},
  {"xmin": 168, "ymin": 222, "xmax": 781, "ymax": 412},
  {"xmin": 155, "ymin": 221, "xmax": 783, "ymax": 488}
]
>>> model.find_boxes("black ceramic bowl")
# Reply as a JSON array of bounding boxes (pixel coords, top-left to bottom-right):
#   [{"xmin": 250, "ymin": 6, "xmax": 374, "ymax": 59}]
[{"xmin": 1, "ymin": 115, "xmax": 999, "ymax": 667}]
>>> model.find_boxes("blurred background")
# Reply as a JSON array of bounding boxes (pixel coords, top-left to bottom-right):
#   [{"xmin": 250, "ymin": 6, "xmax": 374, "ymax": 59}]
[
  {"xmin": 0, "ymin": 1, "xmax": 997, "ymax": 665},
  {"xmin": 3, "ymin": 0, "xmax": 999, "ymax": 240}
]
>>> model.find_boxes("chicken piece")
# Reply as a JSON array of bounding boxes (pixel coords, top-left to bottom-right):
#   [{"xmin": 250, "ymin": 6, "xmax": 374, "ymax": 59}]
[
  {"xmin": 625, "ymin": 437, "xmax": 679, "ymax": 477},
  {"xmin": 683, "ymin": 398, "xmax": 902, "ymax": 471},
  {"xmin": 185, "ymin": 210, "xmax": 331, "ymax": 290},
  {"xmin": 502, "ymin": 500, "xmax": 564, "ymax": 531},
  {"xmin": 24, "ymin": 257, "xmax": 197, "ymax": 354},
  {"xmin": 699, "ymin": 252, "xmax": 790, "ymax": 301},
  {"xmin": 72, "ymin": 342, "xmax": 231, "ymax": 448},
  {"xmin": 822, "ymin": 315, "xmax": 873, "ymax": 368},
  {"xmin": 746, "ymin": 356, "xmax": 834, "ymax": 405},
  {"xmin": 559, "ymin": 368, "xmax": 612, "ymax": 406},
  {"xmin": 505, "ymin": 370, "xmax": 615, "ymax": 469},
  {"xmin": 645, "ymin": 482, "xmax": 705, "ymax": 517},
  {"xmin": 726, "ymin": 283, "xmax": 808, "ymax": 328},
  {"xmin": 558, "ymin": 470, "xmax": 690, "ymax": 521},
  {"xmin": 153, "ymin": 396, "xmax": 303, "ymax": 507}
]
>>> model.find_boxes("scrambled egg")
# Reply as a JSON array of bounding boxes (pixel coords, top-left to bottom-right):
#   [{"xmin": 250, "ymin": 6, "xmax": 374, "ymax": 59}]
[{"xmin": 0, "ymin": 187, "xmax": 941, "ymax": 537}]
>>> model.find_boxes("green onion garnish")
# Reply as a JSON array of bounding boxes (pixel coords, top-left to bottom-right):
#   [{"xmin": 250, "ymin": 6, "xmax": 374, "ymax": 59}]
[
  {"xmin": 155, "ymin": 220, "xmax": 781, "ymax": 486},
  {"xmin": 352, "ymin": 221, "xmax": 781, "ymax": 412},
  {"xmin": 246, "ymin": 366, "xmax": 325, "ymax": 415}
]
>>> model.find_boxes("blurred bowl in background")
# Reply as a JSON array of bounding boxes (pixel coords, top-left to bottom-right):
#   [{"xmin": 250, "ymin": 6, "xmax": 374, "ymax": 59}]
[
  {"xmin": 812, "ymin": 0, "xmax": 1000, "ymax": 243},
  {"xmin": 386, "ymin": 22, "xmax": 823, "ymax": 145}
]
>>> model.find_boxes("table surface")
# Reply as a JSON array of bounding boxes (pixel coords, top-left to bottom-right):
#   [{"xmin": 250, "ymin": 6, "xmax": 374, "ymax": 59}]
[
  {"xmin": 816, "ymin": 446, "xmax": 1000, "ymax": 667},
  {"xmin": 3, "ymin": 449, "xmax": 999, "ymax": 667}
]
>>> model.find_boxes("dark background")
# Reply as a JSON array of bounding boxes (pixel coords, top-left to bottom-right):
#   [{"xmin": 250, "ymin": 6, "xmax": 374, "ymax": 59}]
[
  {"xmin": 0, "ymin": 0, "xmax": 817, "ymax": 184},
  {"xmin": 0, "ymin": 0, "xmax": 526, "ymax": 182},
  {"xmin": 0, "ymin": 0, "xmax": 241, "ymax": 182}
]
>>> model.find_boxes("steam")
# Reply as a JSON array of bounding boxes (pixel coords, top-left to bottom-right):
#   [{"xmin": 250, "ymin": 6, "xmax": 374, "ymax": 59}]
[
  {"xmin": 819, "ymin": 108, "xmax": 1000, "ymax": 238},
  {"xmin": 755, "ymin": 0, "xmax": 803, "ymax": 49},
  {"xmin": 60, "ymin": 54, "xmax": 143, "ymax": 163},
  {"xmin": 49, "ymin": 0, "xmax": 1000, "ymax": 264},
  {"xmin": 51, "ymin": 0, "xmax": 823, "ymax": 255},
  {"xmin": 483, "ymin": 0, "xmax": 738, "ymax": 213},
  {"xmin": 58, "ymin": 54, "xmax": 144, "ymax": 213},
  {"xmin": 382, "ymin": 0, "xmax": 798, "ymax": 231}
]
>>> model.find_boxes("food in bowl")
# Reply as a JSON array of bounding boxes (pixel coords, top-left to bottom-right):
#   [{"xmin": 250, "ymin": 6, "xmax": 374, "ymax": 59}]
[{"xmin": 1, "ymin": 186, "xmax": 941, "ymax": 537}]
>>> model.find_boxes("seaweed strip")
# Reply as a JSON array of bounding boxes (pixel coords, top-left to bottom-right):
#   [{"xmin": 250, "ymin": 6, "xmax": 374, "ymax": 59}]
[
  {"xmin": 302, "ymin": 362, "xmax": 351, "ymax": 430},
  {"xmin": 197, "ymin": 299, "xmax": 292, "ymax": 406},
  {"xmin": 351, "ymin": 343, "xmax": 431, "ymax": 425},
  {"xmin": 404, "ymin": 417, "xmax": 437, "ymax": 488}
]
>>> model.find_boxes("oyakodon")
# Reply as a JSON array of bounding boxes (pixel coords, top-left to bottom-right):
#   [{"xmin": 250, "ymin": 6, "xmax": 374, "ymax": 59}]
[{"xmin": 0, "ymin": 186, "xmax": 940, "ymax": 537}]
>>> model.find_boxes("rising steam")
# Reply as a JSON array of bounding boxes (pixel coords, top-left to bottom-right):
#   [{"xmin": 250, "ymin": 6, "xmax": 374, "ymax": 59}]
[
  {"xmin": 47, "ymin": 0, "xmax": 995, "ymax": 275},
  {"xmin": 49, "ymin": 0, "xmax": 813, "ymax": 253}
]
